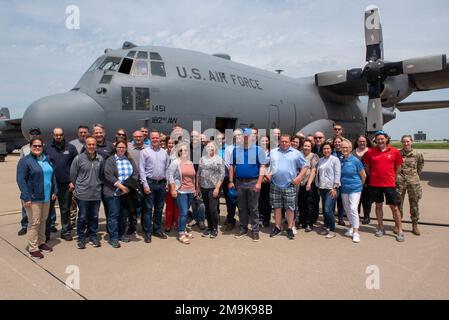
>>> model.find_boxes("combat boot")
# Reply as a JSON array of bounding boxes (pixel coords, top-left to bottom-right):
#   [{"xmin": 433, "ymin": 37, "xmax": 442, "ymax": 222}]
[{"xmin": 412, "ymin": 223, "xmax": 421, "ymax": 236}]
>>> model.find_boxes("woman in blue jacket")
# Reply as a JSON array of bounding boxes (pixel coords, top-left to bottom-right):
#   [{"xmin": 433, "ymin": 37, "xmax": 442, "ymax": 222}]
[{"xmin": 16, "ymin": 138, "xmax": 57, "ymax": 259}]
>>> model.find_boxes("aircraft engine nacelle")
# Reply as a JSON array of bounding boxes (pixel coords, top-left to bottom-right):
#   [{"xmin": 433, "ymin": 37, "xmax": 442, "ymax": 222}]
[{"xmin": 380, "ymin": 74, "xmax": 414, "ymax": 107}]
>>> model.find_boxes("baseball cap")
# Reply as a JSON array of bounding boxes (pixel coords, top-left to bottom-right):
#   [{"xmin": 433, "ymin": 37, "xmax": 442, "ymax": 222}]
[
  {"xmin": 242, "ymin": 128, "xmax": 252, "ymax": 137},
  {"xmin": 374, "ymin": 130, "xmax": 388, "ymax": 138},
  {"xmin": 29, "ymin": 127, "xmax": 41, "ymax": 135},
  {"xmin": 227, "ymin": 187, "xmax": 238, "ymax": 206}
]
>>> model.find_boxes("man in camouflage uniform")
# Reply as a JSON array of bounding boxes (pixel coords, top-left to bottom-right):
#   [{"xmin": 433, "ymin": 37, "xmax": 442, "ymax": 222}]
[{"xmin": 396, "ymin": 135, "xmax": 424, "ymax": 235}]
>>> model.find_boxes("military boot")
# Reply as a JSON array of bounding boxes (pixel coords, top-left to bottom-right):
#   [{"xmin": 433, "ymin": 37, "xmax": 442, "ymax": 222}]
[{"xmin": 412, "ymin": 223, "xmax": 421, "ymax": 236}]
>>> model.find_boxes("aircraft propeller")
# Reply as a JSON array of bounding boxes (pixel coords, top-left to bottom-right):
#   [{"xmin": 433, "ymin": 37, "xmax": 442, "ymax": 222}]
[{"xmin": 315, "ymin": 5, "xmax": 446, "ymax": 132}]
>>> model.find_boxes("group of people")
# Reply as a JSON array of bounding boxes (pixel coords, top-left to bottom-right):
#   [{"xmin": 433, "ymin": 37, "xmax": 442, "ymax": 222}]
[{"xmin": 16, "ymin": 122, "xmax": 424, "ymax": 259}]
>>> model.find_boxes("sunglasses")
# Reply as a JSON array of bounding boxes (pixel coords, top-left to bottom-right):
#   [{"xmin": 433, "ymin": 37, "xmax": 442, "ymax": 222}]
[
  {"xmin": 117, "ymin": 133, "xmax": 126, "ymax": 136},
  {"xmin": 314, "ymin": 137, "xmax": 324, "ymax": 139},
  {"xmin": 32, "ymin": 145, "xmax": 43, "ymax": 148},
  {"xmin": 334, "ymin": 128, "xmax": 342, "ymax": 131}
]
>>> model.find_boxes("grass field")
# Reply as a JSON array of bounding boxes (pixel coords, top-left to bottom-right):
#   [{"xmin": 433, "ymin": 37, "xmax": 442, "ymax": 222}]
[{"xmin": 390, "ymin": 142, "xmax": 449, "ymax": 149}]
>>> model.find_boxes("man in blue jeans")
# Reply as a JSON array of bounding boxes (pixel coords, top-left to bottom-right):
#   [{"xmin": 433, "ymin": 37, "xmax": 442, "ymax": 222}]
[
  {"xmin": 228, "ymin": 128, "xmax": 268, "ymax": 242},
  {"xmin": 139, "ymin": 130, "xmax": 170, "ymax": 243},
  {"xmin": 70, "ymin": 136, "xmax": 104, "ymax": 249}
]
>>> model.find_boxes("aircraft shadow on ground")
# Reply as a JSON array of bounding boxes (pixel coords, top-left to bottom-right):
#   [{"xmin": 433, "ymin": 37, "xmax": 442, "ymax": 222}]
[{"xmin": 421, "ymin": 171, "xmax": 449, "ymax": 188}]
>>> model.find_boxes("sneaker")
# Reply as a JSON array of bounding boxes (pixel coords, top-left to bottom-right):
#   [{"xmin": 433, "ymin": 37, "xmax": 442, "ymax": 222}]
[
  {"xmin": 210, "ymin": 229, "xmax": 218, "ymax": 239},
  {"xmin": 153, "ymin": 231, "xmax": 168, "ymax": 239},
  {"xmin": 144, "ymin": 234, "xmax": 152, "ymax": 243},
  {"xmin": 251, "ymin": 232, "xmax": 260, "ymax": 242},
  {"xmin": 287, "ymin": 229, "xmax": 295, "ymax": 240},
  {"xmin": 119, "ymin": 235, "xmax": 130, "ymax": 243},
  {"xmin": 18, "ymin": 228, "xmax": 27, "ymax": 236},
  {"xmin": 108, "ymin": 240, "xmax": 121, "ymax": 248},
  {"xmin": 396, "ymin": 233, "xmax": 405, "ymax": 242},
  {"xmin": 305, "ymin": 225, "xmax": 312, "ymax": 232},
  {"xmin": 338, "ymin": 220, "xmax": 346, "ymax": 226},
  {"xmin": 292, "ymin": 226, "xmax": 298, "ymax": 235},
  {"xmin": 201, "ymin": 229, "xmax": 211, "ymax": 237},
  {"xmin": 38, "ymin": 244, "xmax": 53, "ymax": 252},
  {"xmin": 77, "ymin": 240, "xmax": 86, "ymax": 249},
  {"xmin": 234, "ymin": 229, "xmax": 248, "ymax": 239},
  {"xmin": 29, "ymin": 250, "xmax": 44, "ymax": 259},
  {"xmin": 198, "ymin": 221, "xmax": 206, "ymax": 230},
  {"xmin": 352, "ymin": 233, "xmax": 360, "ymax": 243},
  {"xmin": 187, "ymin": 219, "xmax": 198, "ymax": 227},
  {"xmin": 374, "ymin": 228, "xmax": 386, "ymax": 237},
  {"xmin": 320, "ymin": 228, "xmax": 330, "ymax": 236},
  {"xmin": 61, "ymin": 234, "xmax": 73, "ymax": 241},
  {"xmin": 325, "ymin": 231, "xmax": 336, "ymax": 239},
  {"xmin": 89, "ymin": 238, "xmax": 101, "ymax": 248},
  {"xmin": 270, "ymin": 227, "xmax": 282, "ymax": 238},
  {"xmin": 344, "ymin": 228, "xmax": 354, "ymax": 237}
]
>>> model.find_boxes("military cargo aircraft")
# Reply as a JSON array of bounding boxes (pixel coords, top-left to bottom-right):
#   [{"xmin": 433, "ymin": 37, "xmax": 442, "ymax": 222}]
[
  {"xmin": 0, "ymin": 108, "xmax": 26, "ymax": 153},
  {"xmin": 17, "ymin": 5, "xmax": 449, "ymax": 143}
]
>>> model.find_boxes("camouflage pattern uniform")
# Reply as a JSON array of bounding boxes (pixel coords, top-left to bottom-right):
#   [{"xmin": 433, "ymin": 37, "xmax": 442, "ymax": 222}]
[{"xmin": 396, "ymin": 149, "xmax": 424, "ymax": 222}]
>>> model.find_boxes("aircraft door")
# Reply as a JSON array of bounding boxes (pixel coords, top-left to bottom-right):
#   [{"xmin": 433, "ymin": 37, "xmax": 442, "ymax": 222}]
[{"xmin": 268, "ymin": 105, "xmax": 280, "ymax": 129}]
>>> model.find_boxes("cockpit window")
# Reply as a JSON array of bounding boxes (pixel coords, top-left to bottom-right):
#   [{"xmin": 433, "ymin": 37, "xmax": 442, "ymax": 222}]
[
  {"xmin": 137, "ymin": 51, "xmax": 148, "ymax": 59},
  {"xmin": 150, "ymin": 52, "xmax": 162, "ymax": 60},
  {"xmin": 132, "ymin": 60, "xmax": 148, "ymax": 76},
  {"xmin": 151, "ymin": 61, "xmax": 166, "ymax": 77},
  {"xmin": 127, "ymin": 50, "xmax": 136, "ymax": 58},
  {"xmin": 87, "ymin": 56, "xmax": 105, "ymax": 72},
  {"xmin": 118, "ymin": 58, "xmax": 133, "ymax": 74},
  {"xmin": 98, "ymin": 57, "xmax": 122, "ymax": 71}
]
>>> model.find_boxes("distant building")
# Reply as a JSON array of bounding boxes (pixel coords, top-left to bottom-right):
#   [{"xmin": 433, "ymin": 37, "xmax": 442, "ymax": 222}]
[{"xmin": 414, "ymin": 131, "xmax": 426, "ymax": 141}]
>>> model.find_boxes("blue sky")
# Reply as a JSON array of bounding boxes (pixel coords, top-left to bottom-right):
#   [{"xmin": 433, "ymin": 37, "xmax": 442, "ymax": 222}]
[{"xmin": 1, "ymin": 0, "xmax": 448, "ymax": 139}]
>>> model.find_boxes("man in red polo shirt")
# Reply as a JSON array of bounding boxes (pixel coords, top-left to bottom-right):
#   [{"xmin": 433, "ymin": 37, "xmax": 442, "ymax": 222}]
[{"xmin": 363, "ymin": 131, "xmax": 404, "ymax": 242}]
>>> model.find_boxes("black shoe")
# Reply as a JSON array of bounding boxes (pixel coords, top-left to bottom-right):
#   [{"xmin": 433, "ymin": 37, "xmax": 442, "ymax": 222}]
[
  {"xmin": 362, "ymin": 217, "xmax": 371, "ymax": 225},
  {"xmin": 251, "ymin": 232, "xmax": 260, "ymax": 242},
  {"xmin": 144, "ymin": 234, "xmax": 152, "ymax": 243},
  {"xmin": 270, "ymin": 227, "xmax": 282, "ymax": 238},
  {"xmin": 287, "ymin": 228, "xmax": 295, "ymax": 240},
  {"xmin": 50, "ymin": 226, "xmax": 58, "ymax": 233},
  {"xmin": 234, "ymin": 229, "xmax": 248, "ymax": 239},
  {"xmin": 126, "ymin": 227, "xmax": 136, "ymax": 235},
  {"xmin": 338, "ymin": 220, "xmax": 346, "ymax": 226},
  {"xmin": 153, "ymin": 231, "xmax": 167, "ymax": 239},
  {"xmin": 77, "ymin": 240, "xmax": 86, "ymax": 249},
  {"xmin": 164, "ymin": 228, "xmax": 171, "ymax": 233},
  {"xmin": 210, "ymin": 229, "xmax": 218, "ymax": 239},
  {"xmin": 18, "ymin": 228, "xmax": 27, "ymax": 236},
  {"xmin": 199, "ymin": 221, "xmax": 206, "ymax": 230},
  {"xmin": 201, "ymin": 229, "xmax": 211, "ymax": 237},
  {"xmin": 61, "ymin": 234, "xmax": 73, "ymax": 241},
  {"xmin": 89, "ymin": 238, "xmax": 101, "ymax": 248}
]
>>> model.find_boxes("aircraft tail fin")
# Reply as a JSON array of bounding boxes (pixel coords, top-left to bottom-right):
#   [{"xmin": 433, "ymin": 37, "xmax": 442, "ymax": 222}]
[{"xmin": 0, "ymin": 108, "xmax": 10, "ymax": 119}]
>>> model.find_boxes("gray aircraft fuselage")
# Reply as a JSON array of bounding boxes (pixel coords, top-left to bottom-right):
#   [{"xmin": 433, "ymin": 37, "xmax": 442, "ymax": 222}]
[{"xmin": 21, "ymin": 44, "xmax": 395, "ymax": 142}]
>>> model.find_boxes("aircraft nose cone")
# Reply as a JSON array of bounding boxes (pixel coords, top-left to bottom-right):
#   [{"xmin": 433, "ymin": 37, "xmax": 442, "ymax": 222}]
[{"xmin": 22, "ymin": 91, "xmax": 105, "ymax": 142}]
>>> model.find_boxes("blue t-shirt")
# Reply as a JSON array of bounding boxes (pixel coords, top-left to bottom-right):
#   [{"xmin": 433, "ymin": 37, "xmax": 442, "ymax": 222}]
[
  {"xmin": 270, "ymin": 147, "xmax": 307, "ymax": 188},
  {"xmin": 340, "ymin": 155, "xmax": 364, "ymax": 194},
  {"xmin": 232, "ymin": 145, "xmax": 268, "ymax": 179},
  {"xmin": 37, "ymin": 155, "xmax": 53, "ymax": 202}
]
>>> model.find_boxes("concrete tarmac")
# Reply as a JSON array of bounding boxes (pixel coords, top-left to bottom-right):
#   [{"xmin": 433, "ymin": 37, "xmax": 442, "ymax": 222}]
[{"xmin": 1, "ymin": 150, "xmax": 449, "ymax": 300}]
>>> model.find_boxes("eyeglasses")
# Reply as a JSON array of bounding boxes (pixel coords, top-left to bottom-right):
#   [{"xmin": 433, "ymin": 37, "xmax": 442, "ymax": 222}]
[
  {"xmin": 32, "ymin": 145, "xmax": 43, "ymax": 148},
  {"xmin": 314, "ymin": 136, "xmax": 324, "ymax": 139},
  {"xmin": 334, "ymin": 128, "xmax": 342, "ymax": 131},
  {"xmin": 117, "ymin": 133, "xmax": 126, "ymax": 137}
]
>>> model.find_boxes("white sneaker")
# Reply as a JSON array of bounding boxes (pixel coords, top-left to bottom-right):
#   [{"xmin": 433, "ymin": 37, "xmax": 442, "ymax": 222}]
[
  {"xmin": 352, "ymin": 232, "xmax": 360, "ymax": 243},
  {"xmin": 344, "ymin": 228, "xmax": 353, "ymax": 237},
  {"xmin": 292, "ymin": 226, "xmax": 298, "ymax": 235}
]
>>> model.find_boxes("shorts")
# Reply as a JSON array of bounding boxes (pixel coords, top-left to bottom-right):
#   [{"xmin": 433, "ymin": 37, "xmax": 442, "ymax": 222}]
[
  {"xmin": 368, "ymin": 186, "xmax": 399, "ymax": 206},
  {"xmin": 270, "ymin": 184, "xmax": 297, "ymax": 211}
]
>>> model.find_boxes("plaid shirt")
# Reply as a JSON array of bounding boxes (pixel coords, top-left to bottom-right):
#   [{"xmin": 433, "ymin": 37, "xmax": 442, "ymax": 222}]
[{"xmin": 114, "ymin": 155, "xmax": 133, "ymax": 196}]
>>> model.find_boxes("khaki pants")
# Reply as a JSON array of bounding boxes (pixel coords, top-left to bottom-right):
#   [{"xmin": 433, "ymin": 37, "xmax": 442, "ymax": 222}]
[
  {"xmin": 70, "ymin": 195, "xmax": 78, "ymax": 227},
  {"xmin": 24, "ymin": 202, "xmax": 50, "ymax": 252}
]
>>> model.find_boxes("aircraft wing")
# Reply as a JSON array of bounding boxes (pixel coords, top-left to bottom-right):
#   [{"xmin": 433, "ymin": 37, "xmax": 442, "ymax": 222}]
[
  {"xmin": 395, "ymin": 100, "xmax": 449, "ymax": 112},
  {"xmin": 410, "ymin": 67, "xmax": 449, "ymax": 91}
]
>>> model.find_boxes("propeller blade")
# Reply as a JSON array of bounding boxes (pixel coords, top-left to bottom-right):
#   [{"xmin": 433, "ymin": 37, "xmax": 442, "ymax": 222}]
[
  {"xmin": 365, "ymin": 5, "xmax": 383, "ymax": 61},
  {"xmin": 367, "ymin": 97, "xmax": 383, "ymax": 132},
  {"xmin": 315, "ymin": 68, "xmax": 362, "ymax": 87},
  {"xmin": 402, "ymin": 54, "xmax": 447, "ymax": 74}
]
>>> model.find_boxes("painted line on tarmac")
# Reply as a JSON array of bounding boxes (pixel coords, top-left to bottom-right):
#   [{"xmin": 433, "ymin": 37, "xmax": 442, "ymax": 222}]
[{"xmin": 0, "ymin": 235, "xmax": 88, "ymax": 300}]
